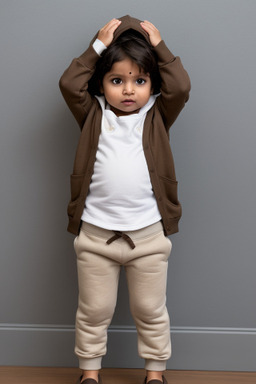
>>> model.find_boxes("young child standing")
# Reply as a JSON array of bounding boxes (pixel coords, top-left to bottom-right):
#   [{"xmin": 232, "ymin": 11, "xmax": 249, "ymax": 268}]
[{"xmin": 59, "ymin": 15, "xmax": 190, "ymax": 384}]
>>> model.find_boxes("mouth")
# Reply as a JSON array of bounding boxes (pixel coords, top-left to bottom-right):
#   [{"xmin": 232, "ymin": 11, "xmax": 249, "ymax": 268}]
[{"xmin": 122, "ymin": 99, "xmax": 135, "ymax": 106}]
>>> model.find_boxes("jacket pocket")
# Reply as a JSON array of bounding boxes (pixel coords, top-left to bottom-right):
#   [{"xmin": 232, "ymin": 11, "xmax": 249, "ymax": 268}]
[
  {"xmin": 159, "ymin": 175, "xmax": 181, "ymax": 217},
  {"xmin": 70, "ymin": 174, "xmax": 85, "ymax": 201},
  {"xmin": 159, "ymin": 175, "xmax": 179, "ymax": 205},
  {"xmin": 68, "ymin": 174, "xmax": 85, "ymax": 218}
]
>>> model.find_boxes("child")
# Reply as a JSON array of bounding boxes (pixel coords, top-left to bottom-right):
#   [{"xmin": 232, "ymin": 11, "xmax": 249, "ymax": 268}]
[{"xmin": 59, "ymin": 15, "xmax": 190, "ymax": 384}]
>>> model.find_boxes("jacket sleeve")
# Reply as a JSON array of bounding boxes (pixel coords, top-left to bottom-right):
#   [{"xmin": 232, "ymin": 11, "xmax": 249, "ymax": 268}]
[
  {"xmin": 59, "ymin": 44, "xmax": 100, "ymax": 129},
  {"xmin": 154, "ymin": 40, "xmax": 191, "ymax": 130}
]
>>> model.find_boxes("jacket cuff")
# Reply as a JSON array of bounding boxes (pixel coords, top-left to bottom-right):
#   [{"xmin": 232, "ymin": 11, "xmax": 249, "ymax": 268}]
[{"xmin": 92, "ymin": 39, "xmax": 107, "ymax": 56}]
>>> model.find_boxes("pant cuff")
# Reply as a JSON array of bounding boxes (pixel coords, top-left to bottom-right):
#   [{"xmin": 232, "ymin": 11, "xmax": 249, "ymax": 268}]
[
  {"xmin": 145, "ymin": 359, "xmax": 167, "ymax": 371},
  {"xmin": 79, "ymin": 356, "xmax": 102, "ymax": 370}
]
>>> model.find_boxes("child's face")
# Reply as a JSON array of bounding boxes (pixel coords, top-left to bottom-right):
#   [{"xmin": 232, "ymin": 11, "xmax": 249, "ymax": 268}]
[{"xmin": 101, "ymin": 57, "xmax": 152, "ymax": 116}]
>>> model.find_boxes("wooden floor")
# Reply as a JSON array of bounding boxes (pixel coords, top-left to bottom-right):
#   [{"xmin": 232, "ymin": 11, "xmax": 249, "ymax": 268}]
[{"xmin": 0, "ymin": 367, "xmax": 256, "ymax": 384}]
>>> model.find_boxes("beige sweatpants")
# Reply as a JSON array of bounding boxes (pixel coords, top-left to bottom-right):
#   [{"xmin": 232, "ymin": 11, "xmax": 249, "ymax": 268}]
[{"xmin": 74, "ymin": 221, "xmax": 172, "ymax": 372}]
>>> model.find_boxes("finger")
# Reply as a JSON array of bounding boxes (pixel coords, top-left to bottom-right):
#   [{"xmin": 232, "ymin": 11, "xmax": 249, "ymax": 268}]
[
  {"xmin": 140, "ymin": 21, "xmax": 161, "ymax": 47},
  {"xmin": 107, "ymin": 19, "xmax": 121, "ymax": 32},
  {"xmin": 140, "ymin": 24, "xmax": 154, "ymax": 36},
  {"xmin": 141, "ymin": 20, "xmax": 158, "ymax": 32},
  {"xmin": 98, "ymin": 18, "xmax": 121, "ymax": 46},
  {"xmin": 101, "ymin": 18, "xmax": 121, "ymax": 32}
]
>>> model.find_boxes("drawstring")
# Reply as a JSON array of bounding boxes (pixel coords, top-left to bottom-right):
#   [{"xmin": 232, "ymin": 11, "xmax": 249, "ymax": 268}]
[{"xmin": 106, "ymin": 231, "xmax": 135, "ymax": 250}]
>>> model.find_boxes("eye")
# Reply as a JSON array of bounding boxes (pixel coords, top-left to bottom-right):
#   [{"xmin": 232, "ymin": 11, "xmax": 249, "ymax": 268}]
[
  {"xmin": 112, "ymin": 78, "xmax": 122, "ymax": 85},
  {"xmin": 136, "ymin": 78, "xmax": 146, "ymax": 85}
]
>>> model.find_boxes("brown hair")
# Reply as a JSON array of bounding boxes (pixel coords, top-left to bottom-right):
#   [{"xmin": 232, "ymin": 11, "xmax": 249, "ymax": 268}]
[{"xmin": 88, "ymin": 29, "xmax": 161, "ymax": 95}]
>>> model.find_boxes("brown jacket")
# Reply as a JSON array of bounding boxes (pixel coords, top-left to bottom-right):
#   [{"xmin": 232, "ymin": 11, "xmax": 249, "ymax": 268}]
[{"xmin": 59, "ymin": 15, "xmax": 191, "ymax": 236}]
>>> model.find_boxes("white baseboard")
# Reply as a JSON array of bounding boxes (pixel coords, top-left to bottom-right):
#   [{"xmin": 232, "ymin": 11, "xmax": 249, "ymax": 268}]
[{"xmin": 1, "ymin": 324, "xmax": 256, "ymax": 371}]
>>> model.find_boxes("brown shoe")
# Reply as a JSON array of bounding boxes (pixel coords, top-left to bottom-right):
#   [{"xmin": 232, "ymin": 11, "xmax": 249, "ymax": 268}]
[
  {"xmin": 76, "ymin": 375, "xmax": 102, "ymax": 384},
  {"xmin": 144, "ymin": 376, "xmax": 168, "ymax": 384}
]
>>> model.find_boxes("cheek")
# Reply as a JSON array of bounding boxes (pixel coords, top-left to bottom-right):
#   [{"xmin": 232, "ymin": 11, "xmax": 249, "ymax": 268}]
[
  {"xmin": 108, "ymin": 87, "xmax": 120, "ymax": 98},
  {"xmin": 141, "ymin": 87, "xmax": 152, "ymax": 101}
]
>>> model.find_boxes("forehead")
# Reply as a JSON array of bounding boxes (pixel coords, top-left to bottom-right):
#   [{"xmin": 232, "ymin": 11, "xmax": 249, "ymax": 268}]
[{"xmin": 107, "ymin": 58, "xmax": 149, "ymax": 77}]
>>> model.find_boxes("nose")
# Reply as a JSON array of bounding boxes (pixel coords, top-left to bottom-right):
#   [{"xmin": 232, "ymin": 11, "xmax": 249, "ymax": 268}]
[{"xmin": 123, "ymin": 82, "xmax": 134, "ymax": 95}]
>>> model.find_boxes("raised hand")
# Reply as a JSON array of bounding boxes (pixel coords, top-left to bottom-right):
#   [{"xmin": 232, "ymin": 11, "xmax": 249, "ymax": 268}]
[
  {"xmin": 140, "ymin": 20, "xmax": 162, "ymax": 47},
  {"xmin": 97, "ymin": 18, "xmax": 122, "ymax": 47}
]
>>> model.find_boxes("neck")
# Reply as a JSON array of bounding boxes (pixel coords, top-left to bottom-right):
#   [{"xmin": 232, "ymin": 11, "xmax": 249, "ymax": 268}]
[{"xmin": 110, "ymin": 106, "xmax": 141, "ymax": 117}]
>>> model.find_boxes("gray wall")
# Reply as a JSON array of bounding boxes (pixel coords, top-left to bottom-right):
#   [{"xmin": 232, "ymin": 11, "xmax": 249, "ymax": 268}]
[{"xmin": 0, "ymin": 0, "xmax": 255, "ymax": 371}]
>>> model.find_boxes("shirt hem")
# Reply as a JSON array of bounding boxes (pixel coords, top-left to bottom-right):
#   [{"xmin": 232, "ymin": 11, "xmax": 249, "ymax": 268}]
[{"xmin": 81, "ymin": 216, "xmax": 162, "ymax": 232}]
